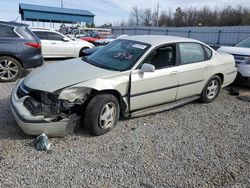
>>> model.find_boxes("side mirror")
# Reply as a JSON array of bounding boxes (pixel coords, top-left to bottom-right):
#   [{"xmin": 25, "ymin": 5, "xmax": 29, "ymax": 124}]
[
  {"xmin": 141, "ymin": 63, "xmax": 155, "ymax": 73},
  {"xmin": 62, "ymin": 37, "xmax": 70, "ymax": 42}
]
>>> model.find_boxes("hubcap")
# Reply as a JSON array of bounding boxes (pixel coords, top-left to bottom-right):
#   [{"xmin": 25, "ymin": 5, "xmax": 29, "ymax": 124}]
[
  {"xmin": 206, "ymin": 80, "xmax": 219, "ymax": 99},
  {"xmin": 0, "ymin": 60, "xmax": 18, "ymax": 80},
  {"xmin": 99, "ymin": 102, "xmax": 116, "ymax": 129}
]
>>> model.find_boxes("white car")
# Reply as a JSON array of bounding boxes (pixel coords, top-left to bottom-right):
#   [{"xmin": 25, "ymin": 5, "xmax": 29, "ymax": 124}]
[
  {"xmin": 11, "ymin": 35, "xmax": 237, "ymax": 136},
  {"xmin": 31, "ymin": 28, "xmax": 94, "ymax": 58},
  {"xmin": 217, "ymin": 37, "xmax": 250, "ymax": 82}
]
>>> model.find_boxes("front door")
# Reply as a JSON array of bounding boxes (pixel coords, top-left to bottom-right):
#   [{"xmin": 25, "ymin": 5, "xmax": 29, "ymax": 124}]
[{"xmin": 130, "ymin": 44, "xmax": 179, "ymax": 111}]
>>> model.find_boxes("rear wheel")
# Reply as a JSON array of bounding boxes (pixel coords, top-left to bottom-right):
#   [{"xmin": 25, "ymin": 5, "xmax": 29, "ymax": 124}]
[
  {"xmin": 200, "ymin": 75, "xmax": 221, "ymax": 103},
  {"xmin": 84, "ymin": 94, "xmax": 120, "ymax": 136},
  {"xmin": 0, "ymin": 56, "xmax": 23, "ymax": 82}
]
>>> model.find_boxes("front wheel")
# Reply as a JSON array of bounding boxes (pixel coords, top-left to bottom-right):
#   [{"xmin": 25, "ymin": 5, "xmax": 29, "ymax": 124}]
[
  {"xmin": 84, "ymin": 94, "xmax": 120, "ymax": 136},
  {"xmin": 200, "ymin": 75, "xmax": 221, "ymax": 103}
]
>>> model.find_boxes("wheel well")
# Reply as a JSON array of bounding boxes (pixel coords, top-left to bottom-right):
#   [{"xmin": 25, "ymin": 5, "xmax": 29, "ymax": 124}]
[
  {"xmin": 90, "ymin": 89, "xmax": 127, "ymax": 116},
  {"xmin": 215, "ymin": 73, "xmax": 224, "ymax": 84},
  {"xmin": 79, "ymin": 47, "xmax": 89, "ymax": 57},
  {"xmin": 0, "ymin": 54, "xmax": 23, "ymax": 67}
]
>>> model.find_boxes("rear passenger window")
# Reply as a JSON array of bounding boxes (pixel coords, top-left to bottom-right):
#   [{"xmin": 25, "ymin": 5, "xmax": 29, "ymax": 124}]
[
  {"xmin": 179, "ymin": 43, "xmax": 205, "ymax": 64},
  {"xmin": 33, "ymin": 31, "xmax": 48, "ymax": 40},
  {"xmin": 0, "ymin": 24, "xmax": 19, "ymax": 38}
]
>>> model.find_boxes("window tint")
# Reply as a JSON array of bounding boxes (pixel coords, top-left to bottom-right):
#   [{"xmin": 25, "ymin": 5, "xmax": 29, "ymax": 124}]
[
  {"xmin": 204, "ymin": 46, "xmax": 212, "ymax": 59},
  {"xmin": 179, "ymin": 43, "xmax": 205, "ymax": 64},
  {"xmin": 47, "ymin": 32, "xmax": 64, "ymax": 40},
  {"xmin": 0, "ymin": 24, "xmax": 19, "ymax": 38},
  {"xmin": 33, "ymin": 31, "xmax": 48, "ymax": 40},
  {"xmin": 143, "ymin": 45, "xmax": 175, "ymax": 69}
]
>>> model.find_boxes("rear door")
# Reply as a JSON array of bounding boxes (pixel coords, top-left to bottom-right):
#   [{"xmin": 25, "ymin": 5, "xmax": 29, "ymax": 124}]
[
  {"xmin": 176, "ymin": 42, "xmax": 213, "ymax": 100},
  {"xmin": 33, "ymin": 31, "xmax": 51, "ymax": 57},
  {"xmin": 130, "ymin": 44, "xmax": 179, "ymax": 111},
  {"xmin": 46, "ymin": 32, "xmax": 75, "ymax": 57}
]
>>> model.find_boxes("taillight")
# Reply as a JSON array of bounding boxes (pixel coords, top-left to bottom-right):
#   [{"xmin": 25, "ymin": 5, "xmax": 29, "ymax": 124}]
[{"xmin": 25, "ymin": 42, "xmax": 41, "ymax": 49}]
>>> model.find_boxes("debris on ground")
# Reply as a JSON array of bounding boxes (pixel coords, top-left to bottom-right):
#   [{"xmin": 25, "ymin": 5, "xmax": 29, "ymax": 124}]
[
  {"xmin": 229, "ymin": 87, "xmax": 240, "ymax": 96},
  {"xmin": 35, "ymin": 133, "xmax": 51, "ymax": 151},
  {"xmin": 237, "ymin": 95, "xmax": 250, "ymax": 102}
]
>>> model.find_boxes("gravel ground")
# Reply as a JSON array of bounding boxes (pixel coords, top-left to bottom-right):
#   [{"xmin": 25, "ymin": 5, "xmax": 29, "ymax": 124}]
[{"xmin": 0, "ymin": 61, "xmax": 250, "ymax": 187}]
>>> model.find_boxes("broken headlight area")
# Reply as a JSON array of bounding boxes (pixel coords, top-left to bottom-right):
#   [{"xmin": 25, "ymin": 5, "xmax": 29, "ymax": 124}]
[
  {"xmin": 16, "ymin": 81, "xmax": 32, "ymax": 98},
  {"xmin": 23, "ymin": 91, "xmax": 74, "ymax": 119},
  {"xmin": 22, "ymin": 87, "xmax": 92, "ymax": 121}
]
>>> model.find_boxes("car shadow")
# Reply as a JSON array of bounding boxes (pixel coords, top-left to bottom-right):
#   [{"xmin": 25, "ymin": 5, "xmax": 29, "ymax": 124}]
[
  {"xmin": 0, "ymin": 96, "xmax": 91, "ymax": 140},
  {"xmin": 44, "ymin": 57, "xmax": 73, "ymax": 61}
]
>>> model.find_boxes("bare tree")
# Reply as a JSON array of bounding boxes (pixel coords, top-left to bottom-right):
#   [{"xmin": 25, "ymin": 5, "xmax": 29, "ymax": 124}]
[
  {"xmin": 142, "ymin": 8, "xmax": 154, "ymax": 26},
  {"xmin": 158, "ymin": 9, "xmax": 173, "ymax": 27},
  {"xmin": 128, "ymin": 6, "xmax": 142, "ymax": 26},
  {"xmin": 124, "ymin": 5, "xmax": 250, "ymax": 27}
]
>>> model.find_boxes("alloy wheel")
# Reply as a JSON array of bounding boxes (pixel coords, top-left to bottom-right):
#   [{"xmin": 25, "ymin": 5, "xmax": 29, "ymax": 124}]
[
  {"xmin": 99, "ymin": 102, "xmax": 117, "ymax": 129},
  {"xmin": 206, "ymin": 80, "xmax": 219, "ymax": 99},
  {"xmin": 0, "ymin": 60, "xmax": 19, "ymax": 80}
]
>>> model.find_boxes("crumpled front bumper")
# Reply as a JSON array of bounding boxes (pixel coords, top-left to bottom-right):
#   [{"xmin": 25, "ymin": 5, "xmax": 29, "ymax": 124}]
[{"xmin": 11, "ymin": 80, "xmax": 80, "ymax": 137}]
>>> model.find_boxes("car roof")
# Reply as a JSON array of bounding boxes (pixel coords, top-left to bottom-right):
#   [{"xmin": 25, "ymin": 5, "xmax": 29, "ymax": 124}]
[
  {"xmin": 30, "ymin": 27, "xmax": 56, "ymax": 31},
  {"xmin": 0, "ymin": 21, "xmax": 28, "ymax": 27},
  {"xmin": 123, "ymin": 35, "xmax": 199, "ymax": 46}
]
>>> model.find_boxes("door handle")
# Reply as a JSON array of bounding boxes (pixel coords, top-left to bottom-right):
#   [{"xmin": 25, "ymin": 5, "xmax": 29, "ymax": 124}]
[
  {"xmin": 50, "ymin": 42, "xmax": 56, "ymax": 44},
  {"xmin": 170, "ymin": 71, "xmax": 177, "ymax": 76}
]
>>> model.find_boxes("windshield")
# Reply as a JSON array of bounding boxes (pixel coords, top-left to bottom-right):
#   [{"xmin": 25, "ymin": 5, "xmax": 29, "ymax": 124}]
[
  {"xmin": 83, "ymin": 39, "xmax": 150, "ymax": 71},
  {"xmin": 235, "ymin": 37, "xmax": 250, "ymax": 48}
]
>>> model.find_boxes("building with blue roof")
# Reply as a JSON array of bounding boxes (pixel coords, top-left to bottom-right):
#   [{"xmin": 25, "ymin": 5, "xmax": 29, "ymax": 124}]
[{"xmin": 19, "ymin": 3, "xmax": 95, "ymax": 24}]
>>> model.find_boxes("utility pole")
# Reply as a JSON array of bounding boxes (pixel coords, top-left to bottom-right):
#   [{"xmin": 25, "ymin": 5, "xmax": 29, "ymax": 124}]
[
  {"xmin": 61, "ymin": 0, "xmax": 63, "ymax": 8},
  {"xmin": 156, "ymin": 2, "xmax": 160, "ymax": 27}
]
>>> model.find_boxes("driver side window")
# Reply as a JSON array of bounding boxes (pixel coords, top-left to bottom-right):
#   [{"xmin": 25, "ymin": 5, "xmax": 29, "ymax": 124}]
[{"xmin": 143, "ymin": 44, "xmax": 175, "ymax": 70}]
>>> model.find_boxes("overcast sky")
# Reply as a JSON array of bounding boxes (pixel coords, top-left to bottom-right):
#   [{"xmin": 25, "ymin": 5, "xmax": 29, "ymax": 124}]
[{"xmin": 1, "ymin": 0, "xmax": 250, "ymax": 25}]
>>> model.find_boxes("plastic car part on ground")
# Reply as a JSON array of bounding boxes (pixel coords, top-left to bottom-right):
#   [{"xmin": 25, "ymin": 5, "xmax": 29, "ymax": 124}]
[
  {"xmin": 35, "ymin": 133, "xmax": 51, "ymax": 151},
  {"xmin": 237, "ymin": 95, "xmax": 250, "ymax": 102}
]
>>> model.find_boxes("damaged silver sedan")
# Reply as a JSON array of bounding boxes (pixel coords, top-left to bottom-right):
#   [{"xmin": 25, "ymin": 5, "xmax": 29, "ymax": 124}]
[{"xmin": 11, "ymin": 35, "xmax": 237, "ymax": 136}]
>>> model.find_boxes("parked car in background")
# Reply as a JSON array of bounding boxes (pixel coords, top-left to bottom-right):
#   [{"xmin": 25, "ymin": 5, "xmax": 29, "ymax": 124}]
[
  {"xmin": 0, "ymin": 21, "xmax": 43, "ymax": 82},
  {"xmin": 31, "ymin": 28, "xmax": 94, "ymax": 58},
  {"xmin": 94, "ymin": 34, "xmax": 128, "ymax": 46},
  {"xmin": 11, "ymin": 35, "xmax": 237, "ymax": 137},
  {"xmin": 79, "ymin": 32, "xmax": 105, "ymax": 43},
  {"xmin": 217, "ymin": 37, "xmax": 250, "ymax": 83}
]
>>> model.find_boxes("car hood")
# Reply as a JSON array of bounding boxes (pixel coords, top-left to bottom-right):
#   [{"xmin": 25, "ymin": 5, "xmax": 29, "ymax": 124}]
[
  {"xmin": 24, "ymin": 58, "xmax": 118, "ymax": 93},
  {"xmin": 217, "ymin": 46, "xmax": 250, "ymax": 56}
]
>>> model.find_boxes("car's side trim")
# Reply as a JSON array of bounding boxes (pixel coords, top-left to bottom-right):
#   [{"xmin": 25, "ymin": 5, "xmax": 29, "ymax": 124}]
[{"xmin": 130, "ymin": 79, "xmax": 204, "ymax": 98}]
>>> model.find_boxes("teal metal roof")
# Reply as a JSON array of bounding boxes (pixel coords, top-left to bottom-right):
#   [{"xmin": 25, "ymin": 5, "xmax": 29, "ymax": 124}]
[
  {"xmin": 19, "ymin": 3, "xmax": 95, "ymax": 16},
  {"xmin": 19, "ymin": 3, "xmax": 94, "ymax": 23}
]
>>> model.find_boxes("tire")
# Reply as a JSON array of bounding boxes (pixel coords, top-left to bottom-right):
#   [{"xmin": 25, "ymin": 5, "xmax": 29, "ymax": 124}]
[
  {"xmin": 0, "ymin": 56, "xmax": 23, "ymax": 82},
  {"xmin": 79, "ymin": 47, "xmax": 89, "ymax": 57},
  {"xmin": 200, "ymin": 75, "xmax": 221, "ymax": 103},
  {"xmin": 84, "ymin": 94, "xmax": 120, "ymax": 136}
]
